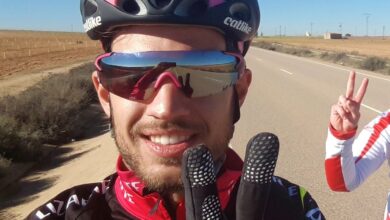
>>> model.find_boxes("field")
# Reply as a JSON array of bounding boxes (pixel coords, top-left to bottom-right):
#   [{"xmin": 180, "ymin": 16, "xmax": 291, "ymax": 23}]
[
  {"xmin": 2, "ymin": 31, "xmax": 389, "ymax": 79},
  {"xmin": 255, "ymin": 36, "xmax": 390, "ymax": 59},
  {"xmin": 0, "ymin": 30, "xmax": 102, "ymax": 78}
]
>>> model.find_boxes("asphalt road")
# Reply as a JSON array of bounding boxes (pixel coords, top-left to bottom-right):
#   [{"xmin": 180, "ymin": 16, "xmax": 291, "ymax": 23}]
[
  {"xmin": 231, "ymin": 47, "xmax": 390, "ymax": 219},
  {"xmin": 1, "ymin": 47, "xmax": 389, "ymax": 219}
]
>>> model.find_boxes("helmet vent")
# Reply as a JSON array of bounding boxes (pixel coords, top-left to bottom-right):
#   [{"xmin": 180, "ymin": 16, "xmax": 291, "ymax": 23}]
[
  {"xmin": 229, "ymin": 3, "xmax": 250, "ymax": 21},
  {"xmin": 122, "ymin": 0, "xmax": 141, "ymax": 14},
  {"xmin": 188, "ymin": 1, "xmax": 208, "ymax": 16},
  {"xmin": 83, "ymin": 0, "xmax": 98, "ymax": 17},
  {"xmin": 148, "ymin": 0, "xmax": 172, "ymax": 9}
]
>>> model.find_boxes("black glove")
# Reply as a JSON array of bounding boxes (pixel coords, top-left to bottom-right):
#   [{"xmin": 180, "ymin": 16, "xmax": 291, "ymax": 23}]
[
  {"xmin": 182, "ymin": 132, "xmax": 279, "ymax": 220},
  {"xmin": 236, "ymin": 132, "xmax": 279, "ymax": 220},
  {"xmin": 181, "ymin": 144, "xmax": 224, "ymax": 220}
]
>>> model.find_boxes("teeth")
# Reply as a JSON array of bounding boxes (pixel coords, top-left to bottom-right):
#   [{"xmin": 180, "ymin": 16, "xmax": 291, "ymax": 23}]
[
  {"xmin": 161, "ymin": 136, "xmax": 169, "ymax": 145},
  {"xmin": 150, "ymin": 135, "xmax": 189, "ymax": 145}
]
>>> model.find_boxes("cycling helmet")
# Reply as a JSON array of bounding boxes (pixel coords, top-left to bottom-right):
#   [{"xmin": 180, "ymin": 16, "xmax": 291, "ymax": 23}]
[{"xmin": 80, "ymin": 0, "xmax": 260, "ymax": 55}]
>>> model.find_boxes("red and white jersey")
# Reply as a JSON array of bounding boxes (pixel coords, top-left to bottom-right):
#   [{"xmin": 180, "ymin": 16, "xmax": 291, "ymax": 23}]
[{"xmin": 325, "ymin": 109, "xmax": 390, "ymax": 219}]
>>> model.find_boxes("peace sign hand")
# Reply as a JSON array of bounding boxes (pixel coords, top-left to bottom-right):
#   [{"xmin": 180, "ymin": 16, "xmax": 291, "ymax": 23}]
[{"xmin": 330, "ymin": 71, "xmax": 369, "ymax": 133}]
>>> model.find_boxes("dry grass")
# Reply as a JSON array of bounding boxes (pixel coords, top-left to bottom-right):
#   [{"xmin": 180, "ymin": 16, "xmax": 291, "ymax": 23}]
[
  {"xmin": 255, "ymin": 36, "xmax": 390, "ymax": 59},
  {"xmin": 0, "ymin": 63, "xmax": 97, "ymax": 162}
]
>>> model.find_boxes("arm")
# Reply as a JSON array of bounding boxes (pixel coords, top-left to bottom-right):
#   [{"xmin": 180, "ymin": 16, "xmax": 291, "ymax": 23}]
[
  {"xmin": 325, "ymin": 112, "xmax": 389, "ymax": 191},
  {"xmin": 324, "ymin": 71, "xmax": 389, "ymax": 192}
]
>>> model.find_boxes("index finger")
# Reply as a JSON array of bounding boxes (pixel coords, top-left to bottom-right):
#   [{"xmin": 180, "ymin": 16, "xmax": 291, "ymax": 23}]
[
  {"xmin": 345, "ymin": 71, "xmax": 356, "ymax": 98},
  {"xmin": 354, "ymin": 78, "xmax": 369, "ymax": 103}
]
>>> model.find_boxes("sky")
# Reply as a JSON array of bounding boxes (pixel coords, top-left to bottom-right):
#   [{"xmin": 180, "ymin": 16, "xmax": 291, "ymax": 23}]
[
  {"xmin": 260, "ymin": 0, "xmax": 390, "ymax": 36},
  {"xmin": 1, "ymin": 0, "xmax": 389, "ymax": 36}
]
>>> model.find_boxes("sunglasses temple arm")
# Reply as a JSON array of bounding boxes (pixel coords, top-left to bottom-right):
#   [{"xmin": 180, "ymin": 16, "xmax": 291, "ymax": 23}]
[
  {"xmin": 224, "ymin": 52, "xmax": 246, "ymax": 75},
  {"xmin": 94, "ymin": 53, "xmax": 113, "ymax": 71}
]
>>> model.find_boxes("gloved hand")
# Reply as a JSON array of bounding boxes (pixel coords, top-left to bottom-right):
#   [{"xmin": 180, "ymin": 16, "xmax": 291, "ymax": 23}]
[{"xmin": 181, "ymin": 132, "xmax": 279, "ymax": 220}]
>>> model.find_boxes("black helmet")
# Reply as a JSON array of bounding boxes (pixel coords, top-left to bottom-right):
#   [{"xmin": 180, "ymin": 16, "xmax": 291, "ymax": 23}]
[{"xmin": 80, "ymin": 0, "xmax": 260, "ymax": 55}]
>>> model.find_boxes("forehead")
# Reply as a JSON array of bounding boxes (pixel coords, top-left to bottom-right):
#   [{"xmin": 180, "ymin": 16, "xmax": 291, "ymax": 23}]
[{"xmin": 111, "ymin": 25, "xmax": 226, "ymax": 53}]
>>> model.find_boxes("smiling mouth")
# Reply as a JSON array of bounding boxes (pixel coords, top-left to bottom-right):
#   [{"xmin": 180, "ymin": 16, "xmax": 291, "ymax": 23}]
[
  {"xmin": 142, "ymin": 133, "xmax": 196, "ymax": 158},
  {"xmin": 149, "ymin": 135, "xmax": 191, "ymax": 145}
]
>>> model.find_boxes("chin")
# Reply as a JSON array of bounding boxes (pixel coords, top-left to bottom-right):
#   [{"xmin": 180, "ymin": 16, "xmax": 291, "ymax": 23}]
[
  {"xmin": 151, "ymin": 163, "xmax": 181, "ymax": 180},
  {"xmin": 142, "ymin": 164, "xmax": 183, "ymax": 191}
]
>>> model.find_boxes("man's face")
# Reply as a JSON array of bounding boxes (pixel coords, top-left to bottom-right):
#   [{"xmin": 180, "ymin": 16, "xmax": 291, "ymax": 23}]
[{"xmin": 94, "ymin": 26, "xmax": 249, "ymax": 193}]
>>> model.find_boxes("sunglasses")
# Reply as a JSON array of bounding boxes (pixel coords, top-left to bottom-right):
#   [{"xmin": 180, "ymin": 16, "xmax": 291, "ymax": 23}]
[{"xmin": 94, "ymin": 50, "xmax": 245, "ymax": 101}]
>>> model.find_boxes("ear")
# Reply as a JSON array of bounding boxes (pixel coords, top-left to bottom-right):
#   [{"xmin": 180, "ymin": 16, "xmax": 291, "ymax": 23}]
[
  {"xmin": 235, "ymin": 68, "xmax": 252, "ymax": 107},
  {"xmin": 92, "ymin": 71, "xmax": 111, "ymax": 117}
]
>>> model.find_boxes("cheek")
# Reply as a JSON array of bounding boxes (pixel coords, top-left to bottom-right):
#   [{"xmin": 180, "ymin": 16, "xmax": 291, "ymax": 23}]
[
  {"xmin": 110, "ymin": 95, "xmax": 145, "ymax": 131},
  {"xmin": 194, "ymin": 90, "xmax": 234, "ymax": 155}
]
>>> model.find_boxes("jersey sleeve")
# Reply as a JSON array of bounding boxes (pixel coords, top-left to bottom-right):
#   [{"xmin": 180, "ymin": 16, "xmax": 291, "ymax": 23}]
[
  {"xmin": 325, "ymin": 110, "xmax": 390, "ymax": 192},
  {"xmin": 268, "ymin": 176, "xmax": 326, "ymax": 220}
]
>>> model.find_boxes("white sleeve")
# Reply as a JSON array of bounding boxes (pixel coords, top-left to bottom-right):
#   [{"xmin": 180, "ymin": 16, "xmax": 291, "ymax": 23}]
[{"xmin": 325, "ymin": 110, "xmax": 390, "ymax": 191}]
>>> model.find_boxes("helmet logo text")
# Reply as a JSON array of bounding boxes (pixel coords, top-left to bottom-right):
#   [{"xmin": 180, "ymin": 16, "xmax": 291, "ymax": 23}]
[
  {"xmin": 83, "ymin": 16, "xmax": 102, "ymax": 32},
  {"xmin": 224, "ymin": 17, "xmax": 252, "ymax": 34}
]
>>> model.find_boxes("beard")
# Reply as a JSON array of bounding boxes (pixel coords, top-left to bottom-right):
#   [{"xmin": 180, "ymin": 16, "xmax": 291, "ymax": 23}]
[{"xmin": 109, "ymin": 103, "xmax": 234, "ymax": 195}]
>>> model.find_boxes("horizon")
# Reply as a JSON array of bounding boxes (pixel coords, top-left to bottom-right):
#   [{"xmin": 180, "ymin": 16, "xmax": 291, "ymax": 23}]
[
  {"xmin": 2, "ymin": 29, "xmax": 390, "ymax": 38},
  {"xmin": 1, "ymin": 1, "xmax": 389, "ymax": 37}
]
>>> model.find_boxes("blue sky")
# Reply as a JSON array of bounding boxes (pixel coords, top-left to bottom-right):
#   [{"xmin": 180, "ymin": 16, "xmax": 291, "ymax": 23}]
[
  {"xmin": 1, "ymin": 1, "xmax": 389, "ymax": 36},
  {"xmin": 261, "ymin": 0, "xmax": 390, "ymax": 36}
]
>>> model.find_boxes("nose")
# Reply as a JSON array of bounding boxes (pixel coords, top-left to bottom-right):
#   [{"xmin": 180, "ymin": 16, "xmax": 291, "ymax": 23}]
[{"xmin": 145, "ymin": 72, "xmax": 191, "ymax": 120}]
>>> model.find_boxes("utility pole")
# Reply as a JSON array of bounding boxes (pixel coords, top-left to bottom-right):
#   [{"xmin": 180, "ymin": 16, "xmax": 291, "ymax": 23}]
[
  {"xmin": 310, "ymin": 22, "xmax": 313, "ymax": 37},
  {"xmin": 363, "ymin": 13, "xmax": 371, "ymax": 36},
  {"xmin": 279, "ymin": 25, "xmax": 282, "ymax": 37},
  {"xmin": 383, "ymin": 26, "xmax": 386, "ymax": 40}
]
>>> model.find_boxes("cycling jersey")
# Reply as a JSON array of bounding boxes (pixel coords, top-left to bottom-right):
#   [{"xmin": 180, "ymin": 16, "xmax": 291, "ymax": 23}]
[
  {"xmin": 325, "ymin": 109, "xmax": 390, "ymax": 219},
  {"xmin": 27, "ymin": 148, "xmax": 324, "ymax": 220}
]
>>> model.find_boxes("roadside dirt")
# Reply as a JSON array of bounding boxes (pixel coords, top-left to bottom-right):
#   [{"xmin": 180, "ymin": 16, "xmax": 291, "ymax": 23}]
[
  {"xmin": 0, "ymin": 131, "xmax": 116, "ymax": 219},
  {"xmin": 0, "ymin": 57, "xmax": 113, "ymax": 219},
  {"xmin": 0, "ymin": 60, "xmax": 93, "ymax": 97}
]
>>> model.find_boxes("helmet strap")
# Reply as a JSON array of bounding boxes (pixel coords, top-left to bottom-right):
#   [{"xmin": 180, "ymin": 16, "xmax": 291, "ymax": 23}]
[
  {"xmin": 226, "ymin": 38, "xmax": 241, "ymax": 54},
  {"xmin": 232, "ymin": 87, "xmax": 240, "ymax": 124}
]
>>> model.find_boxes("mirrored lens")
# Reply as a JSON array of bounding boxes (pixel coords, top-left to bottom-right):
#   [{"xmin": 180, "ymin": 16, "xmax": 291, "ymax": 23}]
[
  {"xmin": 96, "ymin": 51, "xmax": 241, "ymax": 100},
  {"xmin": 100, "ymin": 51, "xmax": 237, "ymax": 69},
  {"xmin": 169, "ymin": 67, "xmax": 238, "ymax": 98}
]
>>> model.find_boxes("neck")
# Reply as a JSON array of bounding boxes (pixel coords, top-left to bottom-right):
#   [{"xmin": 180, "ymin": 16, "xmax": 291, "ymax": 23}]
[{"xmin": 161, "ymin": 191, "xmax": 184, "ymax": 219}]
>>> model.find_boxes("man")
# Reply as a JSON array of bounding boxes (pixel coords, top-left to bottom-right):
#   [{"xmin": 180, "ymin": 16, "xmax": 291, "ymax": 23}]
[
  {"xmin": 325, "ymin": 71, "xmax": 390, "ymax": 219},
  {"xmin": 27, "ymin": 0, "xmax": 324, "ymax": 219}
]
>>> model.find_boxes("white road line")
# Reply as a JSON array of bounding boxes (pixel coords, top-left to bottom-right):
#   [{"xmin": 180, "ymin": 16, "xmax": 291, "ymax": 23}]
[
  {"xmin": 361, "ymin": 104, "xmax": 382, "ymax": 114},
  {"xmin": 280, "ymin": 69, "xmax": 293, "ymax": 75},
  {"xmin": 251, "ymin": 47, "xmax": 390, "ymax": 82},
  {"xmin": 356, "ymin": 71, "xmax": 390, "ymax": 82},
  {"xmin": 305, "ymin": 60, "xmax": 390, "ymax": 82},
  {"xmin": 278, "ymin": 57, "xmax": 385, "ymax": 114},
  {"xmin": 250, "ymin": 48, "xmax": 386, "ymax": 114}
]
